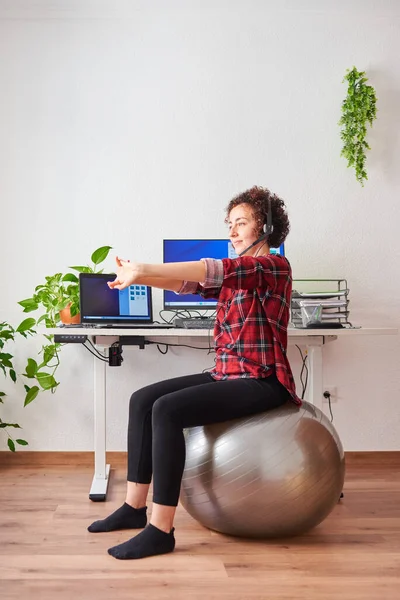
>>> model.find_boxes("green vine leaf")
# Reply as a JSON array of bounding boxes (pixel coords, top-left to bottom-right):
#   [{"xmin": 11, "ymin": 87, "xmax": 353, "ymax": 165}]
[
  {"xmin": 0, "ymin": 353, "xmax": 13, "ymax": 369},
  {"xmin": 24, "ymin": 386, "xmax": 40, "ymax": 407},
  {"xmin": 17, "ymin": 317, "xmax": 37, "ymax": 332},
  {"xmin": 36, "ymin": 372, "xmax": 58, "ymax": 390},
  {"xmin": 18, "ymin": 299, "xmax": 39, "ymax": 313},
  {"xmin": 68, "ymin": 266, "xmax": 91, "ymax": 273},
  {"xmin": 62, "ymin": 273, "xmax": 79, "ymax": 283},
  {"xmin": 25, "ymin": 358, "xmax": 38, "ymax": 378},
  {"xmin": 339, "ymin": 67, "xmax": 377, "ymax": 186},
  {"xmin": 91, "ymin": 245, "xmax": 113, "ymax": 266},
  {"xmin": 42, "ymin": 345, "xmax": 56, "ymax": 366}
]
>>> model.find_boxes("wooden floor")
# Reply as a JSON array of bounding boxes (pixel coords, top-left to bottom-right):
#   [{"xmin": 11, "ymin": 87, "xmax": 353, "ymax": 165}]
[{"xmin": 1, "ymin": 452, "xmax": 400, "ymax": 600}]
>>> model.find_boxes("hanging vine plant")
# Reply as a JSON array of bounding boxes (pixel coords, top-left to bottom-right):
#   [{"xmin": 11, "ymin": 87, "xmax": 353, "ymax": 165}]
[{"xmin": 339, "ymin": 67, "xmax": 377, "ymax": 186}]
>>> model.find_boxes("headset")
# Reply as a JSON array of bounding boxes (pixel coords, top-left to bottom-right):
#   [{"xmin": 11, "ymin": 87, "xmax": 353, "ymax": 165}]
[{"xmin": 238, "ymin": 195, "xmax": 274, "ymax": 257}]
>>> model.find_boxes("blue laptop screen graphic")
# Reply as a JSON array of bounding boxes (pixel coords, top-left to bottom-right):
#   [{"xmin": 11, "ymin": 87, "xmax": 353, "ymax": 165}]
[
  {"xmin": 163, "ymin": 239, "xmax": 284, "ymax": 310},
  {"xmin": 80, "ymin": 274, "xmax": 152, "ymax": 323}
]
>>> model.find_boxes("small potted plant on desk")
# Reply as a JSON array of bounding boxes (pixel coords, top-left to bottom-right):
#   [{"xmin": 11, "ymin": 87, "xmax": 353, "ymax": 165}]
[{"xmin": 17, "ymin": 246, "xmax": 112, "ymax": 407}]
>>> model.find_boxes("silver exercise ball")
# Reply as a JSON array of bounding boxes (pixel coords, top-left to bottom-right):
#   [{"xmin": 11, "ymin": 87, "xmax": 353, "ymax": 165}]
[{"xmin": 180, "ymin": 401, "xmax": 345, "ymax": 538}]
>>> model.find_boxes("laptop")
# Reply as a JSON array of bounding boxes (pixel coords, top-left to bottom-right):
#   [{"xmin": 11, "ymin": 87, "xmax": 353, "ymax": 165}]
[{"xmin": 76, "ymin": 273, "xmax": 173, "ymax": 329}]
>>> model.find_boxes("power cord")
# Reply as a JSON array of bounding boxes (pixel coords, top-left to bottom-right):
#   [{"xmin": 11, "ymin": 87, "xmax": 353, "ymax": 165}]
[
  {"xmin": 159, "ymin": 309, "xmax": 205, "ymax": 325},
  {"xmin": 82, "ymin": 342, "xmax": 108, "ymax": 362},
  {"xmin": 203, "ymin": 353, "xmax": 217, "ymax": 373},
  {"xmin": 159, "ymin": 308, "xmax": 218, "ymax": 355},
  {"xmin": 295, "ymin": 344, "xmax": 335, "ymax": 421},
  {"xmin": 323, "ymin": 390, "xmax": 334, "ymax": 422},
  {"xmin": 147, "ymin": 341, "xmax": 215, "ymax": 352},
  {"xmin": 82, "ymin": 337, "xmax": 214, "ymax": 360},
  {"xmin": 86, "ymin": 338, "xmax": 109, "ymax": 360},
  {"xmin": 156, "ymin": 344, "xmax": 168, "ymax": 355},
  {"xmin": 295, "ymin": 345, "xmax": 309, "ymax": 399}
]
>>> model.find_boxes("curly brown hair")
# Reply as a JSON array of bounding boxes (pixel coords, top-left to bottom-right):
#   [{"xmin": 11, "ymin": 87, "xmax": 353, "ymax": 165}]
[{"xmin": 225, "ymin": 186, "xmax": 290, "ymax": 248}]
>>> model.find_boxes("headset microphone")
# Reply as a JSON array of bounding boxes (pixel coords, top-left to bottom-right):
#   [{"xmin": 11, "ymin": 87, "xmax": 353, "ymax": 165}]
[
  {"xmin": 238, "ymin": 233, "xmax": 268, "ymax": 256},
  {"xmin": 238, "ymin": 196, "xmax": 274, "ymax": 257}
]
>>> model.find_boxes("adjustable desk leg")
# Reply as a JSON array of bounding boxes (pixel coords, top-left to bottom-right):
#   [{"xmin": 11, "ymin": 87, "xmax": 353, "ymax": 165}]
[
  {"xmin": 306, "ymin": 344, "xmax": 323, "ymax": 409},
  {"xmin": 308, "ymin": 342, "xmax": 344, "ymax": 501},
  {"xmin": 89, "ymin": 348, "xmax": 110, "ymax": 501}
]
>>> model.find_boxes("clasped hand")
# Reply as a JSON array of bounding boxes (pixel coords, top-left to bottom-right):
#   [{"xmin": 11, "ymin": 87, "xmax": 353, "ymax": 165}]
[{"xmin": 107, "ymin": 257, "xmax": 140, "ymax": 290}]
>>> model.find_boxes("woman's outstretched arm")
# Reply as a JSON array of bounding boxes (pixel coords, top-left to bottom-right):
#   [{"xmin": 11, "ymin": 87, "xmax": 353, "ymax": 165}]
[{"xmin": 107, "ymin": 257, "xmax": 206, "ymax": 292}]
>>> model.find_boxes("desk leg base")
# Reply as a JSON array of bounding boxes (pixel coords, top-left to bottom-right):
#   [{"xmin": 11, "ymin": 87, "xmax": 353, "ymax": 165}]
[{"xmin": 89, "ymin": 464, "xmax": 111, "ymax": 502}]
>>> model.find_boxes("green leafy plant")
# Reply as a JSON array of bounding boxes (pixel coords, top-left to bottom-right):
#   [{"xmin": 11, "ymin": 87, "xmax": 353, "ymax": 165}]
[
  {"xmin": 17, "ymin": 246, "xmax": 113, "ymax": 407},
  {"xmin": 0, "ymin": 322, "xmax": 28, "ymax": 451},
  {"xmin": 339, "ymin": 67, "xmax": 377, "ymax": 186},
  {"xmin": 19, "ymin": 273, "xmax": 80, "ymax": 329}
]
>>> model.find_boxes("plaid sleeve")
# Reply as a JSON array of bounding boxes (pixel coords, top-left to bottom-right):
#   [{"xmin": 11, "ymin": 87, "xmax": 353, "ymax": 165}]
[
  {"xmin": 176, "ymin": 258, "xmax": 224, "ymax": 297},
  {"xmin": 176, "ymin": 280, "xmax": 199, "ymax": 295},
  {"xmin": 221, "ymin": 255, "xmax": 291, "ymax": 291}
]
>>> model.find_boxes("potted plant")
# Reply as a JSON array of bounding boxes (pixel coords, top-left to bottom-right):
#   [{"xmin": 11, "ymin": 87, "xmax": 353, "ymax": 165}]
[
  {"xmin": 18, "ymin": 272, "xmax": 80, "ymax": 328},
  {"xmin": 17, "ymin": 245, "xmax": 113, "ymax": 407},
  {"xmin": 0, "ymin": 321, "xmax": 28, "ymax": 451},
  {"xmin": 339, "ymin": 66, "xmax": 378, "ymax": 186}
]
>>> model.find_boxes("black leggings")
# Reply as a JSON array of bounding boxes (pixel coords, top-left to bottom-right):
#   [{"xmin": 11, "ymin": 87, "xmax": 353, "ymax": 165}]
[{"xmin": 127, "ymin": 372, "xmax": 291, "ymax": 506}]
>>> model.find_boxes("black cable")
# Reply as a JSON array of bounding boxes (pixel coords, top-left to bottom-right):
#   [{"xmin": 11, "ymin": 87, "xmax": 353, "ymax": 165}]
[
  {"xmin": 82, "ymin": 343, "xmax": 109, "ymax": 362},
  {"xmin": 203, "ymin": 353, "xmax": 217, "ymax": 373},
  {"xmin": 300, "ymin": 349, "xmax": 309, "ymax": 399},
  {"xmin": 158, "ymin": 308, "xmax": 217, "ymax": 355},
  {"xmin": 159, "ymin": 308, "xmax": 218, "ymax": 324},
  {"xmin": 303, "ymin": 356, "xmax": 309, "ymax": 397},
  {"xmin": 84, "ymin": 338, "xmax": 211, "ymax": 360},
  {"xmin": 295, "ymin": 344, "xmax": 309, "ymax": 399},
  {"xmin": 295, "ymin": 345, "xmax": 305, "ymax": 397},
  {"xmin": 158, "ymin": 310, "xmax": 176, "ymax": 325},
  {"xmin": 159, "ymin": 309, "xmax": 200, "ymax": 324},
  {"xmin": 156, "ymin": 344, "xmax": 168, "ymax": 355},
  {"xmin": 86, "ymin": 338, "xmax": 108, "ymax": 359},
  {"xmin": 327, "ymin": 394, "xmax": 334, "ymax": 422},
  {"xmin": 147, "ymin": 341, "xmax": 214, "ymax": 351}
]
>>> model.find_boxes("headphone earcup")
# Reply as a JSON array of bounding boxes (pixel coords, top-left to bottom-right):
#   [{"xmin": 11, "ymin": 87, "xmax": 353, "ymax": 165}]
[{"xmin": 263, "ymin": 223, "xmax": 273, "ymax": 236}]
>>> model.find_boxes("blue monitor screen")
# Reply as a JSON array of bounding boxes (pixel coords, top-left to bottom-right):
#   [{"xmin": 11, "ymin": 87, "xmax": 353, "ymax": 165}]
[{"xmin": 163, "ymin": 239, "xmax": 285, "ymax": 310}]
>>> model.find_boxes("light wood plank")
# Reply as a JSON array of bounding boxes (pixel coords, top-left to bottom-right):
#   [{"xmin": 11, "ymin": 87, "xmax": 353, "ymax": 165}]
[{"xmin": 0, "ymin": 452, "xmax": 400, "ymax": 599}]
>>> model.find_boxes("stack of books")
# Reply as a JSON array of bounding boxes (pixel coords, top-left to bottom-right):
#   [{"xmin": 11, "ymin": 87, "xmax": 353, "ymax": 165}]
[{"xmin": 291, "ymin": 279, "xmax": 350, "ymax": 328}]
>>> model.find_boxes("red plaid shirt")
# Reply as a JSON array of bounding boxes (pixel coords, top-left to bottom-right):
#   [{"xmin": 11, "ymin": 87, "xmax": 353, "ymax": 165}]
[{"xmin": 178, "ymin": 254, "xmax": 301, "ymax": 405}]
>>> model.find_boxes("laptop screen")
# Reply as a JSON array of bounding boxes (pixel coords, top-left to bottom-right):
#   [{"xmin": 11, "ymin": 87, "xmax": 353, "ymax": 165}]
[{"xmin": 79, "ymin": 273, "xmax": 153, "ymax": 324}]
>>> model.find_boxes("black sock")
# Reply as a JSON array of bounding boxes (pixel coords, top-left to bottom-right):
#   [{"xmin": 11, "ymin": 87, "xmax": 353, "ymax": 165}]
[
  {"xmin": 87, "ymin": 503, "xmax": 147, "ymax": 533},
  {"xmin": 107, "ymin": 523, "xmax": 175, "ymax": 559}
]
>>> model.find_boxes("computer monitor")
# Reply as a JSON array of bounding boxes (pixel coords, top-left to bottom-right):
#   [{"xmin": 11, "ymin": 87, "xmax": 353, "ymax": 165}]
[{"xmin": 163, "ymin": 239, "xmax": 285, "ymax": 311}]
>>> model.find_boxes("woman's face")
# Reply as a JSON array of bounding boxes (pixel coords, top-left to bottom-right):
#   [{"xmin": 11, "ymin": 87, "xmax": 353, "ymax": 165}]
[{"xmin": 228, "ymin": 203, "xmax": 265, "ymax": 256}]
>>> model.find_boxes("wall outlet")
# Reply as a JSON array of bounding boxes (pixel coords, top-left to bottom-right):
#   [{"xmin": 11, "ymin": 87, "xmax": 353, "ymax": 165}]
[{"xmin": 323, "ymin": 386, "xmax": 337, "ymax": 402}]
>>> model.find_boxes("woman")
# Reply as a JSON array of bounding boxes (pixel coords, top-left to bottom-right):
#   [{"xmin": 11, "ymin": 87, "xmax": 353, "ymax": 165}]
[{"xmin": 88, "ymin": 185, "xmax": 301, "ymax": 560}]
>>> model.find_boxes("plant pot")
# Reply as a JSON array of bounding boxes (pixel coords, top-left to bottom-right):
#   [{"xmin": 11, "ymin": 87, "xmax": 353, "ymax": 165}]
[{"xmin": 59, "ymin": 304, "xmax": 80, "ymax": 325}]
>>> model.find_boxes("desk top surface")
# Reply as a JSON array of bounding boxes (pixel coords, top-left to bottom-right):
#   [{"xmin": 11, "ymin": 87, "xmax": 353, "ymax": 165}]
[{"xmin": 44, "ymin": 326, "xmax": 398, "ymax": 337}]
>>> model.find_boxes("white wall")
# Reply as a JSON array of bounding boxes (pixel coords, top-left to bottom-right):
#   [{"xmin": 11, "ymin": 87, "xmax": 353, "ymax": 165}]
[{"xmin": 1, "ymin": 0, "xmax": 399, "ymax": 452}]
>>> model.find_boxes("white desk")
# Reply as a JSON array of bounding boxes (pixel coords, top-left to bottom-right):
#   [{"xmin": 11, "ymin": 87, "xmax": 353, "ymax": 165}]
[{"xmin": 45, "ymin": 326, "xmax": 397, "ymax": 500}]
